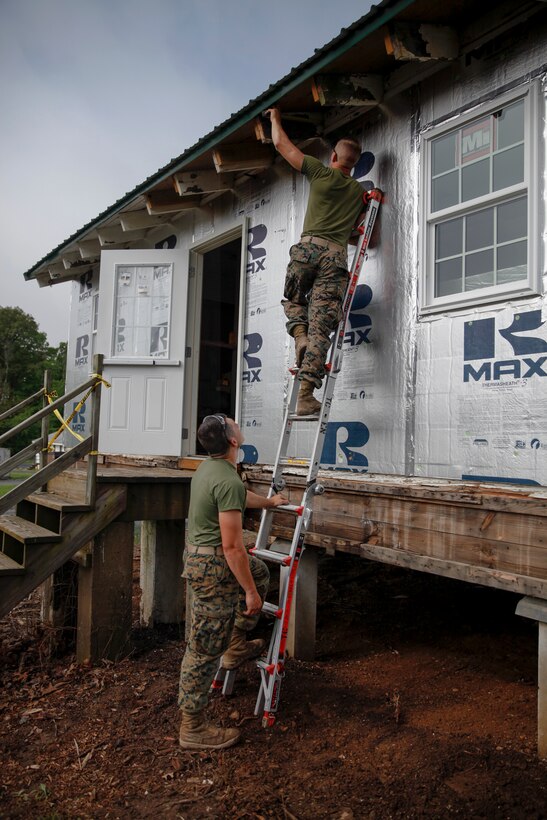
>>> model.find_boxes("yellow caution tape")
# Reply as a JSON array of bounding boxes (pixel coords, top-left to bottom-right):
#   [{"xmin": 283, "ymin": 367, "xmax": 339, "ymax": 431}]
[{"xmin": 45, "ymin": 374, "xmax": 111, "ymax": 451}]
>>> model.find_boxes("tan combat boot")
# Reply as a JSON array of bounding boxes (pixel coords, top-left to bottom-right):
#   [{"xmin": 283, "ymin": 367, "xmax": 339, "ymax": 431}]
[
  {"xmin": 221, "ymin": 626, "xmax": 266, "ymax": 670},
  {"xmin": 292, "ymin": 325, "xmax": 308, "ymax": 368},
  {"xmin": 179, "ymin": 711, "xmax": 240, "ymax": 750},
  {"xmin": 296, "ymin": 379, "xmax": 321, "ymax": 416}
]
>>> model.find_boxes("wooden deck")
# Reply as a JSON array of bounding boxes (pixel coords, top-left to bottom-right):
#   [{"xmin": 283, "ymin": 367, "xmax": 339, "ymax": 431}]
[
  {"xmin": 62, "ymin": 458, "xmax": 547, "ymax": 600},
  {"xmin": 243, "ymin": 466, "xmax": 547, "ymax": 599},
  {"xmin": 48, "ymin": 459, "xmax": 547, "ymax": 757}
]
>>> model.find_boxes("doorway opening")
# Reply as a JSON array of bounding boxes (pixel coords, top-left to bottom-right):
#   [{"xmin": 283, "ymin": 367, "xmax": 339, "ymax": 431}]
[{"xmin": 195, "ymin": 237, "xmax": 242, "ymax": 454}]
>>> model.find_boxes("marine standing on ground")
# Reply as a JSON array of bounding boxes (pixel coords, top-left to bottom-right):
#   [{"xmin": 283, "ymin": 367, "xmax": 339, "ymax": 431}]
[
  {"xmin": 178, "ymin": 413, "xmax": 287, "ymax": 750},
  {"xmin": 266, "ymin": 107, "xmax": 366, "ymax": 416}
]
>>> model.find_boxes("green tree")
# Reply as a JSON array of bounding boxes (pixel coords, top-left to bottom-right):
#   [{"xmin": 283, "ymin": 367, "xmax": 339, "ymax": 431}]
[{"xmin": 0, "ymin": 307, "xmax": 66, "ymax": 451}]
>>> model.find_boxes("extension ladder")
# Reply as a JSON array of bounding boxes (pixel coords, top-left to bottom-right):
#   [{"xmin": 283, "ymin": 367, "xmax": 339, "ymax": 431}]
[{"xmin": 213, "ymin": 189, "xmax": 382, "ymax": 724}]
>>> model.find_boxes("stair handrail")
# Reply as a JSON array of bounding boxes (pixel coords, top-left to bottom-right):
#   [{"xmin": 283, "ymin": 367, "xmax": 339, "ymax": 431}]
[
  {"xmin": 0, "ymin": 354, "xmax": 106, "ymax": 513},
  {"xmin": 0, "ymin": 387, "xmax": 46, "ymax": 424}
]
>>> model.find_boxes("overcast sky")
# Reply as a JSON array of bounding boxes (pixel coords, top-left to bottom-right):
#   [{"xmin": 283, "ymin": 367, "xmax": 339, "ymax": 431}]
[{"xmin": 0, "ymin": 0, "xmax": 374, "ymax": 347}]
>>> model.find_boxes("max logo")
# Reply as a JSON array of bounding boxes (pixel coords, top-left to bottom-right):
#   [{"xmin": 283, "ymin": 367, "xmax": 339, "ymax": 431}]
[
  {"xmin": 321, "ymin": 421, "xmax": 369, "ymax": 470},
  {"xmin": 79, "ymin": 271, "xmax": 93, "ymax": 301},
  {"xmin": 463, "ymin": 311, "xmax": 547, "ymax": 382},
  {"xmin": 345, "ymin": 284, "xmax": 373, "ymax": 347},
  {"xmin": 75, "ymin": 335, "xmax": 89, "ymax": 367},
  {"xmin": 247, "ymin": 225, "xmax": 267, "ymax": 275},
  {"xmin": 116, "ymin": 318, "xmax": 126, "ymax": 354},
  {"xmin": 72, "ymin": 401, "xmax": 86, "ymax": 434},
  {"xmin": 243, "ymin": 333, "xmax": 262, "ymax": 383}
]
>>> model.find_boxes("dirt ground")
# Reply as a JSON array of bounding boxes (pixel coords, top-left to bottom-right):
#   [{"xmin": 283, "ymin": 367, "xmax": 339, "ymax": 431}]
[{"xmin": 1, "ymin": 552, "xmax": 546, "ymax": 819}]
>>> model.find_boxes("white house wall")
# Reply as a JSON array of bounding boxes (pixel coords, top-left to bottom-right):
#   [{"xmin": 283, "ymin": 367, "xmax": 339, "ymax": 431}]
[
  {"xmin": 62, "ymin": 23, "xmax": 547, "ymax": 483},
  {"xmin": 63, "ymin": 269, "xmax": 99, "ymax": 443},
  {"xmin": 414, "ymin": 26, "xmax": 547, "ymax": 486}
]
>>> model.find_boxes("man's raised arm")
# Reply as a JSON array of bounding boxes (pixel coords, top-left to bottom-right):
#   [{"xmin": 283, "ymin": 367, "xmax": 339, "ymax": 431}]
[{"xmin": 265, "ymin": 107, "xmax": 305, "ymax": 172}]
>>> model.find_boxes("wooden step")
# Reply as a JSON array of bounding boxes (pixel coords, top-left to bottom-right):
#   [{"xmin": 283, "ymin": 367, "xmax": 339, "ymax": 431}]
[
  {"xmin": 0, "ymin": 515, "xmax": 62, "ymax": 544},
  {"xmin": 26, "ymin": 492, "xmax": 92, "ymax": 513},
  {"xmin": 0, "ymin": 552, "xmax": 24, "ymax": 575}
]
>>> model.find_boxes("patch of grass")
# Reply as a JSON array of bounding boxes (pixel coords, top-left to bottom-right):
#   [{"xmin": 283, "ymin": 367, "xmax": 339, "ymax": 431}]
[
  {"xmin": 9, "ymin": 469, "xmax": 34, "ymax": 480},
  {"xmin": 0, "ymin": 484, "xmax": 16, "ymax": 497}
]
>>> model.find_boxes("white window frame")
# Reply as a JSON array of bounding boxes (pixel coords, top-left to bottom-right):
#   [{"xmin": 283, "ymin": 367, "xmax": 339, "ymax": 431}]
[{"xmin": 420, "ymin": 81, "xmax": 541, "ymax": 314}]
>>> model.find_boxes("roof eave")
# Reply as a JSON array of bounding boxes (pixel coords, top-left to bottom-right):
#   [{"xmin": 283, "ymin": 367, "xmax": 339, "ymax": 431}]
[{"xmin": 24, "ymin": 0, "xmax": 415, "ymax": 281}]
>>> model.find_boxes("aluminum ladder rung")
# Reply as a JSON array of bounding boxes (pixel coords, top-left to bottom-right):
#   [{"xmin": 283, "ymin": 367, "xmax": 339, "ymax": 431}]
[
  {"xmin": 257, "ymin": 658, "xmax": 285, "ymax": 674},
  {"xmin": 262, "ymin": 601, "xmax": 283, "ymax": 618},
  {"xmin": 274, "ymin": 503, "xmax": 303, "ymax": 514},
  {"xmin": 287, "ymin": 413, "xmax": 320, "ymax": 422},
  {"xmin": 211, "ymin": 665, "xmax": 237, "ymax": 696},
  {"xmin": 250, "ymin": 547, "xmax": 292, "ymax": 566}
]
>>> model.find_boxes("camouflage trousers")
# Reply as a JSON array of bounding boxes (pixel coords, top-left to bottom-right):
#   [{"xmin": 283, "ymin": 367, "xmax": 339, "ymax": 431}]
[
  {"xmin": 178, "ymin": 551, "xmax": 269, "ymax": 715},
  {"xmin": 282, "ymin": 241, "xmax": 349, "ymax": 388}
]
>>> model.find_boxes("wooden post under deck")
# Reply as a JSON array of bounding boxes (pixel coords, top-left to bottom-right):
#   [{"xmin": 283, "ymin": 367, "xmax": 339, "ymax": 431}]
[
  {"xmin": 140, "ymin": 520, "xmax": 185, "ymax": 626},
  {"xmin": 515, "ymin": 597, "xmax": 547, "ymax": 760},
  {"xmin": 77, "ymin": 520, "xmax": 134, "ymax": 663}
]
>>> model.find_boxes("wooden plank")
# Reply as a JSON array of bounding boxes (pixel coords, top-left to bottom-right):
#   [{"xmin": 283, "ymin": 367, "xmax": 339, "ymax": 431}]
[
  {"xmin": 47, "ymin": 470, "xmax": 87, "ymax": 502},
  {"xmin": 97, "ymin": 226, "xmax": 147, "ymax": 245},
  {"xmin": 0, "ymin": 515, "xmax": 61, "ymax": 544},
  {"xmin": 0, "ymin": 389, "xmax": 44, "ymax": 423},
  {"xmin": 0, "ymin": 379, "xmax": 96, "ymax": 447},
  {"xmin": 26, "ymin": 492, "xmax": 91, "ymax": 513},
  {"xmin": 0, "ymin": 484, "xmax": 127, "ymax": 620},
  {"xmin": 358, "ymin": 496, "xmax": 547, "ymax": 549},
  {"xmin": 0, "ymin": 438, "xmax": 93, "ymax": 516},
  {"xmin": 77, "ymin": 239, "xmax": 101, "ymax": 260},
  {"xmin": 120, "ymin": 482, "xmax": 190, "ymax": 522},
  {"xmin": 173, "ymin": 170, "xmax": 235, "ymax": 196},
  {"xmin": 354, "ymin": 543, "xmax": 547, "ymax": 599},
  {"xmin": 312, "ymin": 74, "xmax": 383, "ymax": 106},
  {"xmin": 243, "ymin": 468, "xmax": 547, "ymax": 516},
  {"xmin": 0, "ymin": 553, "xmax": 24, "ymax": 575},
  {"xmin": 145, "ymin": 193, "xmax": 202, "ymax": 215},
  {"xmin": 373, "ymin": 522, "xmax": 547, "ymax": 580},
  {"xmin": 86, "ymin": 353, "xmax": 103, "ymax": 507},
  {"xmin": 0, "ymin": 440, "xmax": 41, "ymax": 478},
  {"xmin": 177, "ymin": 457, "xmax": 205, "ymax": 471},
  {"xmin": 119, "ymin": 211, "xmax": 170, "ymax": 231},
  {"xmin": 212, "ymin": 144, "xmax": 274, "ymax": 173}
]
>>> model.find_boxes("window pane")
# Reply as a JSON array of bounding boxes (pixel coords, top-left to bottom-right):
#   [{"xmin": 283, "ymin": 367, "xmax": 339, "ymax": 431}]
[
  {"xmin": 495, "ymin": 100, "xmax": 524, "ymax": 150},
  {"xmin": 432, "ymin": 132, "xmax": 457, "ymax": 175},
  {"xmin": 497, "ymin": 240, "xmax": 527, "ymax": 283},
  {"xmin": 435, "ymin": 257, "xmax": 462, "ymax": 297},
  {"xmin": 432, "ymin": 171, "xmax": 459, "ymax": 212},
  {"xmin": 497, "ymin": 196, "xmax": 527, "ymax": 242},
  {"xmin": 115, "ymin": 325, "xmax": 132, "ymax": 356},
  {"xmin": 114, "ymin": 263, "xmax": 172, "ymax": 358},
  {"xmin": 461, "ymin": 117, "xmax": 492, "ymax": 164},
  {"xmin": 436, "ymin": 217, "xmax": 462, "ymax": 259},
  {"xmin": 466, "ymin": 207, "xmax": 493, "ymax": 252},
  {"xmin": 493, "ymin": 144, "xmax": 524, "ymax": 191},
  {"xmin": 462, "ymin": 158, "xmax": 490, "ymax": 202},
  {"xmin": 465, "ymin": 249, "xmax": 494, "ymax": 290}
]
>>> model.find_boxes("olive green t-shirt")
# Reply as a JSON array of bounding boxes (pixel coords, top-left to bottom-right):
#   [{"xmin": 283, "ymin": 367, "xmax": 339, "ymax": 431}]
[
  {"xmin": 187, "ymin": 458, "xmax": 246, "ymax": 546},
  {"xmin": 301, "ymin": 155, "xmax": 364, "ymax": 248}
]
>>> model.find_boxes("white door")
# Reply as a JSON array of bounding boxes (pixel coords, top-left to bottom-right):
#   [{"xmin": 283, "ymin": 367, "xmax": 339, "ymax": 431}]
[{"xmin": 96, "ymin": 249, "xmax": 187, "ymax": 456}]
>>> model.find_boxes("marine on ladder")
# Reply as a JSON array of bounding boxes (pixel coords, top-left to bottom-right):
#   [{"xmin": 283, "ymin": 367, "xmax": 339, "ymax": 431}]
[{"xmin": 266, "ymin": 106, "xmax": 381, "ymax": 412}]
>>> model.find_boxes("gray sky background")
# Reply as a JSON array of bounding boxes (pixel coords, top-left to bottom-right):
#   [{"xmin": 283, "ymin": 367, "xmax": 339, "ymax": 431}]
[{"xmin": 0, "ymin": 0, "xmax": 373, "ymax": 346}]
